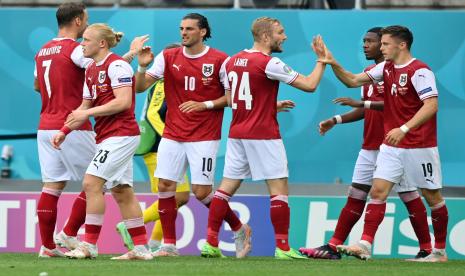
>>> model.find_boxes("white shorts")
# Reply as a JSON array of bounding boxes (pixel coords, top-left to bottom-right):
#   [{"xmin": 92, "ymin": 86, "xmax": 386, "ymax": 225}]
[
  {"xmin": 374, "ymin": 144, "xmax": 442, "ymax": 191},
  {"xmin": 154, "ymin": 138, "xmax": 219, "ymax": 185},
  {"xmin": 223, "ymin": 138, "xmax": 289, "ymax": 181},
  {"xmin": 352, "ymin": 149, "xmax": 379, "ymax": 186},
  {"xmin": 352, "ymin": 148, "xmax": 415, "ymax": 193},
  {"xmin": 37, "ymin": 130, "xmax": 96, "ymax": 183},
  {"xmin": 85, "ymin": 136, "xmax": 140, "ymax": 189}
]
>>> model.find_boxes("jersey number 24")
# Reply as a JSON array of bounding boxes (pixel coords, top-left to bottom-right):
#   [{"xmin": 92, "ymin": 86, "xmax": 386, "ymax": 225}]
[{"xmin": 228, "ymin": 71, "xmax": 253, "ymax": 110}]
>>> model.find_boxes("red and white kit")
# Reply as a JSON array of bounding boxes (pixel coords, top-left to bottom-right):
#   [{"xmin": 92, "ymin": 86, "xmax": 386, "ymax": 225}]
[
  {"xmin": 147, "ymin": 46, "xmax": 229, "ymax": 184},
  {"xmin": 83, "ymin": 53, "xmax": 140, "ymax": 188},
  {"xmin": 34, "ymin": 38, "xmax": 95, "ymax": 182},
  {"xmin": 366, "ymin": 59, "xmax": 442, "ymax": 189},
  {"xmin": 224, "ymin": 49, "xmax": 298, "ymax": 180}
]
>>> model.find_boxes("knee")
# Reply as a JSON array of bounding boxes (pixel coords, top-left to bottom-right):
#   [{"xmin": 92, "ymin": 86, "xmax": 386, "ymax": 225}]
[
  {"xmin": 158, "ymin": 179, "xmax": 176, "ymax": 192},
  {"xmin": 420, "ymin": 189, "xmax": 443, "ymax": 207},
  {"xmin": 369, "ymin": 186, "xmax": 388, "ymax": 200},
  {"xmin": 175, "ymin": 192, "xmax": 190, "ymax": 206},
  {"xmin": 111, "ymin": 186, "xmax": 134, "ymax": 204},
  {"xmin": 193, "ymin": 186, "xmax": 212, "ymax": 201},
  {"xmin": 82, "ymin": 180, "xmax": 99, "ymax": 194}
]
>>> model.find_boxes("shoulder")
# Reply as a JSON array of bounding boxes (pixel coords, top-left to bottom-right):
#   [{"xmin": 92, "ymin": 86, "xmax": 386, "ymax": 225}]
[
  {"xmin": 208, "ymin": 47, "xmax": 229, "ymax": 61},
  {"xmin": 410, "ymin": 59, "xmax": 431, "ymax": 71}
]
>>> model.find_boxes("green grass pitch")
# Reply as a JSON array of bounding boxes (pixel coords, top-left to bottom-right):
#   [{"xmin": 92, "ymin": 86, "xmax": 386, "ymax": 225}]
[{"xmin": 2, "ymin": 254, "xmax": 465, "ymax": 276}]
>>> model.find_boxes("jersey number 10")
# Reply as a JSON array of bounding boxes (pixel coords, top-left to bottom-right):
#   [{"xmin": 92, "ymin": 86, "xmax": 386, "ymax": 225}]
[{"xmin": 228, "ymin": 71, "xmax": 253, "ymax": 110}]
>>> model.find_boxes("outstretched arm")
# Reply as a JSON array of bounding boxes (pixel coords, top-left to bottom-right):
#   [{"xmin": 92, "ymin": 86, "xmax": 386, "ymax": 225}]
[
  {"xmin": 318, "ymin": 107, "xmax": 365, "ymax": 136},
  {"xmin": 333, "ymin": 97, "xmax": 384, "ymax": 111},
  {"xmin": 289, "ymin": 35, "xmax": 327, "ymax": 92}
]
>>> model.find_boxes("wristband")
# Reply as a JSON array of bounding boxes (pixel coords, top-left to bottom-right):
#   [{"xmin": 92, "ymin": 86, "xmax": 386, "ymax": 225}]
[
  {"xmin": 60, "ymin": 126, "xmax": 72, "ymax": 135},
  {"xmin": 334, "ymin": 115, "xmax": 342, "ymax": 124},
  {"xmin": 400, "ymin": 124, "xmax": 410, "ymax": 134},
  {"xmin": 203, "ymin": 100, "xmax": 214, "ymax": 109},
  {"xmin": 364, "ymin": 100, "xmax": 372, "ymax": 109},
  {"xmin": 137, "ymin": 65, "xmax": 147, "ymax": 73}
]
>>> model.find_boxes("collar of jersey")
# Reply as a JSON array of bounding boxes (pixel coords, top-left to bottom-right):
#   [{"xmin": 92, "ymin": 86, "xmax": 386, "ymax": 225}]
[
  {"xmin": 394, "ymin": 58, "xmax": 416, "ymax": 69},
  {"xmin": 95, "ymin": 52, "xmax": 113, "ymax": 66},
  {"xmin": 182, "ymin": 46, "xmax": 209, "ymax": 59},
  {"xmin": 52, "ymin": 37, "xmax": 76, "ymax": 41},
  {"xmin": 244, "ymin": 49, "xmax": 269, "ymax": 56}
]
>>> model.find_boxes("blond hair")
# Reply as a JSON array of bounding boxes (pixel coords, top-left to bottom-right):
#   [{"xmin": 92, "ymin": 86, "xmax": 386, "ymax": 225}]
[
  {"xmin": 251, "ymin": 17, "xmax": 281, "ymax": 42},
  {"xmin": 87, "ymin": 23, "xmax": 124, "ymax": 48}
]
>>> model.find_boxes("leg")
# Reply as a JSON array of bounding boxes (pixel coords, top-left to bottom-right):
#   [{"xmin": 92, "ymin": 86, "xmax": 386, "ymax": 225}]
[
  {"xmin": 398, "ymin": 189, "xmax": 432, "ymax": 256},
  {"xmin": 111, "ymin": 185, "xmax": 147, "ymax": 247},
  {"xmin": 55, "ymin": 190, "xmax": 86, "ymax": 250},
  {"xmin": 38, "ymin": 182, "xmax": 65, "ymax": 250},
  {"xmin": 157, "ymin": 178, "xmax": 178, "ymax": 246},
  {"xmin": 82, "ymin": 174, "xmax": 106, "ymax": 246},
  {"xmin": 421, "ymin": 188, "xmax": 448, "ymax": 251},
  {"xmin": 265, "ymin": 178, "xmax": 290, "ymax": 251}
]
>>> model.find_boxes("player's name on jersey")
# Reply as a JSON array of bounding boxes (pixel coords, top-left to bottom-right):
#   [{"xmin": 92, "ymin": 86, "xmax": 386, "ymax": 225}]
[
  {"xmin": 234, "ymin": 58, "xmax": 248, "ymax": 67},
  {"xmin": 37, "ymin": 46, "xmax": 62, "ymax": 57}
]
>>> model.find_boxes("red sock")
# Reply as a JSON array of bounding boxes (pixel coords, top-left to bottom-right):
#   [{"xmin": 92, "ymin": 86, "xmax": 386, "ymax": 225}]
[
  {"xmin": 329, "ymin": 197, "xmax": 366, "ymax": 250},
  {"xmin": 84, "ymin": 224, "xmax": 102, "ymax": 245},
  {"xmin": 158, "ymin": 195, "xmax": 177, "ymax": 245},
  {"xmin": 63, "ymin": 191, "xmax": 86, "ymax": 237},
  {"xmin": 403, "ymin": 197, "xmax": 432, "ymax": 252},
  {"xmin": 361, "ymin": 201, "xmax": 386, "ymax": 244},
  {"xmin": 431, "ymin": 204, "xmax": 448, "ymax": 249},
  {"xmin": 128, "ymin": 226, "xmax": 147, "ymax": 246},
  {"xmin": 270, "ymin": 195, "xmax": 290, "ymax": 251},
  {"xmin": 37, "ymin": 190, "xmax": 60, "ymax": 249},
  {"xmin": 202, "ymin": 192, "xmax": 242, "ymax": 232},
  {"xmin": 206, "ymin": 190, "xmax": 232, "ymax": 247}
]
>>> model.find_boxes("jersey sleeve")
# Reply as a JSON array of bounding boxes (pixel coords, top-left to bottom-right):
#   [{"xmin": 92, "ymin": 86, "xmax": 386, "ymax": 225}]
[
  {"xmin": 146, "ymin": 51, "xmax": 165, "ymax": 79},
  {"xmin": 219, "ymin": 57, "xmax": 231, "ymax": 91},
  {"xmin": 83, "ymin": 79, "xmax": 92, "ymax": 100},
  {"xmin": 411, "ymin": 68, "xmax": 438, "ymax": 100},
  {"xmin": 108, "ymin": 60, "xmax": 134, "ymax": 89},
  {"xmin": 71, "ymin": 45, "xmax": 93, "ymax": 69},
  {"xmin": 265, "ymin": 57, "xmax": 298, "ymax": 84},
  {"xmin": 366, "ymin": 61, "xmax": 385, "ymax": 82}
]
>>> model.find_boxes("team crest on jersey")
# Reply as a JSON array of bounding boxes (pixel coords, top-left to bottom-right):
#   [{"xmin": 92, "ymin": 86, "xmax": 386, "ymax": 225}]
[
  {"xmin": 399, "ymin": 73, "xmax": 408, "ymax": 87},
  {"xmin": 202, "ymin": 64, "xmax": 214, "ymax": 77},
  {"xmin": 98, "ymin": 71, "xmax": 106, "ymax": 83}
]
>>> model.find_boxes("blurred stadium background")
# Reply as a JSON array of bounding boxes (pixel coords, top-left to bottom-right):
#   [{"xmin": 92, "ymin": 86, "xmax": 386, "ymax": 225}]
[{"xmin": 1, "ymin": 0, "xmax": 465, "ymax": 260}]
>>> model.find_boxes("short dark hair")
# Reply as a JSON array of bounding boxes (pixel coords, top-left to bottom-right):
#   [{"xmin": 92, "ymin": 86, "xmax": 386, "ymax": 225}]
[
  {"xmin": 182, "ymin": 13, "xmax": 211, "ymax": 41},
  {"xmin": 380, "ymin": 25, "xmax": 413, "ymax": 50},
  {"xmin": 56, "ymin": 2, "xmax": 86, "ymax": 28},
  {"xmin": 367, "ymin": 27, "xmax": 383, "ymax": 37}
]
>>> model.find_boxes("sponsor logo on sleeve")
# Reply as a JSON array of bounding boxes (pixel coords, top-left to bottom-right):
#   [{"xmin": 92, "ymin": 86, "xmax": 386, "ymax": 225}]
[
  {"xmin": 118, "ymin": 77, "xmax": 132, "ymax": 83},
  {"xmin": 283, "ymin": 64, "xmax": 294, "ymax": 75},
  {"xmin": 418, "ymin": 87, "xmax": 433, "ymax": 95}
]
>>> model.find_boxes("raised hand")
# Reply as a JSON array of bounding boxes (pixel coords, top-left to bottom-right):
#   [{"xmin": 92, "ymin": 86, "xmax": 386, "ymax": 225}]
[
  {"xmin": 130, "ymin": 34, "xmax": 150, "ymax": 54},
  {"xmin": 311, "ymin": 35, "xmax": 326, "ymax": 60},
  {"xmin": 333, "ymin": 97, "xmax": 362, "ymax": 108},
  {"xmin": 138, "ymin": 46, "xmax": 154, "ymax": 67},
  {"xmin": 318, "ymin": 118, "xmax": 335, "ymax": 135},
  {"xmin": 277, "ymin": 100, "xmax": 296, "ymax": 112}
]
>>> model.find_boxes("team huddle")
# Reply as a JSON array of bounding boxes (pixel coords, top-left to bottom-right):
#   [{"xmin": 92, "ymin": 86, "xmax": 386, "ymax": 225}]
[{"xmin": 33, "ymin": 2, "xmax": 448, "ymax": 262}]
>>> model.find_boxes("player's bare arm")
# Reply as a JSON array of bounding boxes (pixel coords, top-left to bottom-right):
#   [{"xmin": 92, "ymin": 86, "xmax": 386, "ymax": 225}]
[
  {"xmin": 277, "ymin": 100, "xmax": 295, "ymax": 112},
  {"xmin": 318, "ymin": 107, "xmax": 364, "ymax": 136},
  {"xmin": 290, "ymin": 35, "xmax": 326, "ymax": 92},
  {"xmin": 385, "ymin": 97, "xmax": 438, "ymax": 146},
  {"xmin": 135, "ymin": 46, "xmax": 157, "ymax": 92},
  {"xmin": 33, "ymin": 78, "xmax": 40, "ymax": 92},
  {"xmin": 179, "ymin": 94, "xmax": 229, "ymax": 113},
  {"xmin": 81, "ymin": 86, "xmax": 133, "ymax": 118},
  {"xmin": 122, "ymin": 34, "xmax": 149, "ymax": 64},
  {"xmin": 334, "ymin": 97, "xmax": 384, "ymax": 111}
]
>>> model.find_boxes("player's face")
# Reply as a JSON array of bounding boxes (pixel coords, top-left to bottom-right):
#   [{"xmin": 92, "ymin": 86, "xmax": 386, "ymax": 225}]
[
  {"xmin": 363, "ymin": 32, "xmax": 381, "ymax": 60},
  {"xmin": 380, "ymin": 34, "xmax": 401, "ymax": 61},
  {"xmin": 81, "ymin": 28, "xmax": 100, "ymax": 58},
  {"xmin": 76, "ymin": 10, "xmax": 89, "ymax": 39},
  {"xmin": 180, "ymin": 19, "xmax": 205, "ymax": 47},
  {"xmin": 269, "ymin": 23, "xmax": 287, "ymax": 53}
]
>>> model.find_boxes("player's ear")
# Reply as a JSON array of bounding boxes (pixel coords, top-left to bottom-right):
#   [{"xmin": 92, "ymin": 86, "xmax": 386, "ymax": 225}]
[
  {"xmin": 200, "ymin": 28, "xmax": 207, "ymax": 39},
  {"xmin": 75, "ymin": 16, "xmax": 82, "ymax": 27}
]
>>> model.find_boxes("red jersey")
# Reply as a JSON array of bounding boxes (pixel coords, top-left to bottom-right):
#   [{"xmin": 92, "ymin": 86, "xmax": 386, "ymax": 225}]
[
  {"xmin": 225, "ymin": 50, "xmax": 298, "ymax": 139},
  {"xmin": 84, "ymin": 53, "xmax": 139, "ymax": 144},
  {"xmin": 361, "ymin": 64, "xmax": 384, "ymax": 150},
  {"xmin": 146, "ymin": 46, "xmax": 228, "ymax": 142},
  {"xmin": 34, "ymin": 38, "xmax": 92, "ymax": 130},
  {"xmin": 367, "ymin": 59, "xmax": 438, "ymax": 148}
]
